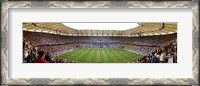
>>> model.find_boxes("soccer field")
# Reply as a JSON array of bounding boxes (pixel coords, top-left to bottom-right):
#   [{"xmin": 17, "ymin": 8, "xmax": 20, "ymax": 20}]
[{"xmin": 59, "ymin": 48, "xmax": 143, "ymax": 63}]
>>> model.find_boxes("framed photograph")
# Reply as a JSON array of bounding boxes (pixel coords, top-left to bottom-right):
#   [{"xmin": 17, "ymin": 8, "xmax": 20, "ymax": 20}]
[{"xmin": 1, "ymin": 1, "xmax": 199, "ymax": 85}]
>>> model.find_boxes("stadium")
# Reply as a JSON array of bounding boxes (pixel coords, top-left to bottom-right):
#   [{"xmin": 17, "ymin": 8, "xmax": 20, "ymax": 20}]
[{"xmin": 23, "ymin": 23, "xmax": 177, "ymax": 63}]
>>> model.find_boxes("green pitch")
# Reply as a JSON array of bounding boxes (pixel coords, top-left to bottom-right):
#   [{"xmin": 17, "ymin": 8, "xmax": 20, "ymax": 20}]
[{"xmin": 59, "ymin": 48, "xmax": 143, "ymax": 63}]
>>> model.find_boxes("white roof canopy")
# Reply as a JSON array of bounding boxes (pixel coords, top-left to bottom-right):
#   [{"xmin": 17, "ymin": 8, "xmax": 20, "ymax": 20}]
[{"xmin": 62, "ymin": 23, "xmax": 139, "ymax": 30}]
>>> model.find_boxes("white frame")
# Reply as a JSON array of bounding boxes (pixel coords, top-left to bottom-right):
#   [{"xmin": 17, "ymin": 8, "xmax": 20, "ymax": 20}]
[{"xmin": 1, "ymin": 1, "xmax": 199, "ymax": 85}]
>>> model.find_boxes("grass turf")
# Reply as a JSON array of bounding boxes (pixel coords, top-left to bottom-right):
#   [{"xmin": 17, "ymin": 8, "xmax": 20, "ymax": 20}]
[{"xmin": 59, "ymin": 48, "xmax": 143, "ymax": 63}]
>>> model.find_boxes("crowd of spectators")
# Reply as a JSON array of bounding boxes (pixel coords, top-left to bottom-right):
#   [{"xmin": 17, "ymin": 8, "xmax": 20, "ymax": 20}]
[
  {"xmin": 77, "ymin": 42, "xmax": 122, "ymax": 48},
  {"xmin": 24, "ymin": 31, "xmax": 176, "ymax": 47},
  {"xmin": 129, "ymin": 39, "xmax": 177, "ymax": 63},
  {"xmin": 129, "ymin": 46, "xmax": 158, "ymax": 55},
  {"xmin": 23, "ymin": 40, "xmax": 77, "ymax": 63},
  {"xmin": 23, "ymin": 31, "xmax": 177, "ymax": 63}
]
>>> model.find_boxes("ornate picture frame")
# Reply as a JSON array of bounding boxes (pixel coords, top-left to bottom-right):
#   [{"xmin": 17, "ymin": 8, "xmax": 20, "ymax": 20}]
[{"xmin": 1, "ymin": 1, "xmax": 199, "ymax": 85}]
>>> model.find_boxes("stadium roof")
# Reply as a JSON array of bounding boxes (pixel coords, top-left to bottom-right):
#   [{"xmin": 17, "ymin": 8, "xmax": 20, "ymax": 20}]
[
  {"xmin": 23, "ymin": 23, "xmax": 177, "ymax": 36},
  {"xmin": 62, "ymin": 23, "xmax": 139, "ymax": 30}
]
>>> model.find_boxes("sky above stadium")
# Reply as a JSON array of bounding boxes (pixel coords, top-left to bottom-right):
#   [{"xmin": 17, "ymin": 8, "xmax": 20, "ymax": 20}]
[{"xmin": 62, "ymin": 23, "xmax": 139, "ymax": 30}]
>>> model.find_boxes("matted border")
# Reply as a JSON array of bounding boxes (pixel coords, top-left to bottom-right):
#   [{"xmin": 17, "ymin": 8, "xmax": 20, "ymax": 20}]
[{"xmin": 1, "ymin": 1, "xmax": 199, "ymax": 85}]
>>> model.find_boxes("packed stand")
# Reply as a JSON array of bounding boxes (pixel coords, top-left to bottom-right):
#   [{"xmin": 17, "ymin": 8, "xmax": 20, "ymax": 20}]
[{"xmin": 129, "ymin": 39, "xmax": 177, "ymax": 63}]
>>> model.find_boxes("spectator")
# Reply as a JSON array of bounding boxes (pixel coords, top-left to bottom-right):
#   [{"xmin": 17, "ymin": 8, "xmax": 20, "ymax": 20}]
[
  {"xmin": 160, "ymin": 51, "xmax": 166, "ymax": 63},
  {"xmin": 173, "ymin": 52, "xmax": 177, "ymax": 63},
  {"xmin": 45, "ymin": 53, "xmax": 51, "ymax": 63},
  {"xmin": 151, "ymin": 53, "xmax": 157, "ymax": 63},
  {"xmin": 34, "ymin": 51, "xmax": 47, "ymax": 63},
  {"xmin": 168, "ymin": 54, "xmax": 173, "ymax": 63}
]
